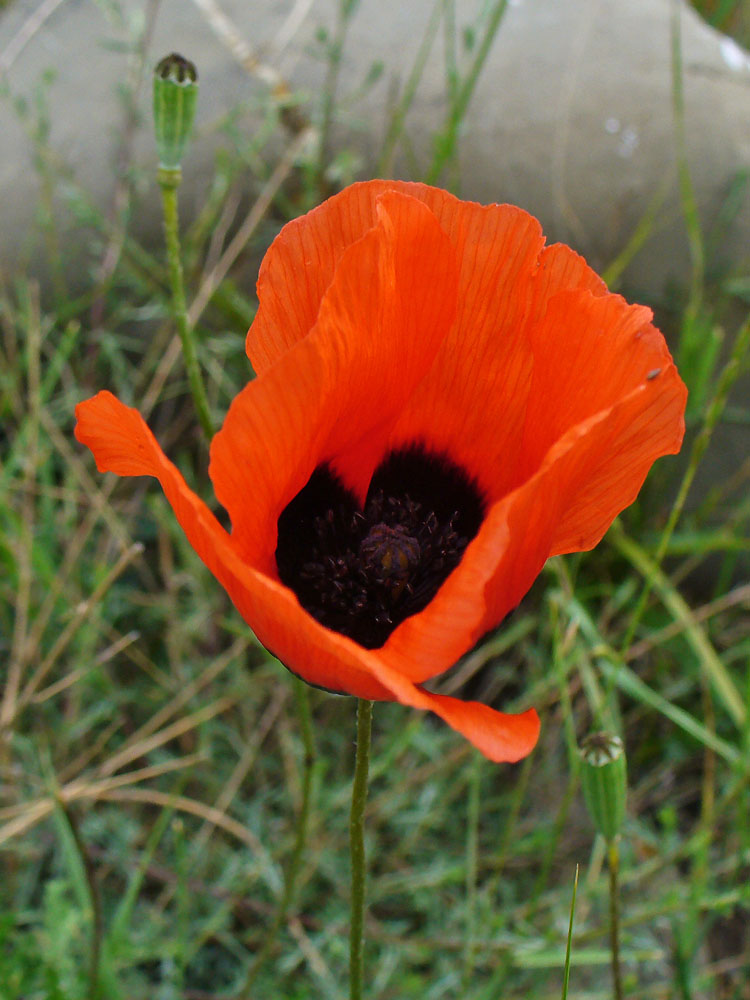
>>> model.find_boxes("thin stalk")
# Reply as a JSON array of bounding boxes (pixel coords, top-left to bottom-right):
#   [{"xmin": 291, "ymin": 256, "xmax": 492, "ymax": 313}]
[
  {"xmin": 57, "ymin": 798, "xmax": 103, "ymax": 1000},
  {"xmin": 349, "ymin": 699, "xmax": 373, "ymax": 1000},
  {"xmin": 375, "ymin": 0, "xmax": 442, "ymax": 175},
  {"xmin": 316, "ymin": 0, "xmax": 358, "ymax": 192},
  {"xmin": 158, "ymin": 167, "xmax": 214, "ymax": 442},
  {"xmin": 561, "ymin": 865, "xmax": 579, "ymax": 1000},
  {"xmin": 462, "ymin": 750, "xmax": 481, "ymax": 987},
  {"xmin": 240, "ymin": 678, "xmax": 316, "ymax": 996},
  {"xmin": 608, "ymin": 839, "xmax": 624, "ymax": 1000},
  {"xmin": 426, "ymin": 0, "xmax": 509, "ymax": 184}
]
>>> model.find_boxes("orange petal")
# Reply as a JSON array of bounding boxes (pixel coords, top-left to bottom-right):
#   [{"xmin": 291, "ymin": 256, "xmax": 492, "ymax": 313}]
[
  {"xmin": 383, "ymin": 204, "xmax": 621, "ymax": 503},
  {"xmin": 75, "ymin": 391, "xmax": 391, "ymax": 700},
  {"xmin": 247, "ymin": 180, "xmax": 409, "ymax": 373},
  {"xmin": 385, "ymin": 290, "xmax": 685, "ymax": 681},
  {"xmin": 530, "ymin": 241, "xmax": 608, "ymax": 309},
  {"xmin": 75, "ymin": 391, "xmax": 539, "ymax": 762},
  {"xmin": 248, "ymin": 183, "xmax": 613, "ymax": 507},
  {"xmin": 518, "ymin": 288, "xmax": 686, "ymax": 513},
  {"xmin": 545, "ymin": 366, "xmax": 687, "ymax": 555},
  {"xmin": 366, "ymin": 667, "xmax": 541, "ymax": 764},
  {"xmin": 211, "ymin": 190, "xmax": 459, "ymax": 570},
  {"xmin": 383, "ymin": 199, "xmax": 543, "ymax": 500},
  {"xmin": 377, "ymin": 357, "xmax": 686, "ymax": 685}
]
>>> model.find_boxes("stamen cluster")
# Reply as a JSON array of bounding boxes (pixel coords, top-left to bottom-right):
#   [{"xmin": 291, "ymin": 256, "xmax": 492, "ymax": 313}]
[{"xmin": 276, "ymin": 449, "xmax": 484, "ymax": 648}]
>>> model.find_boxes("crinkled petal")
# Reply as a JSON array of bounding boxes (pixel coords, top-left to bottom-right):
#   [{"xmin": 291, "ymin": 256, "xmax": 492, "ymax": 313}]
[
  {"xmin": 247, "ymin": 181, "xmax": 433, "ymax": 372},
  {"xmin": 74, "ymin": 391, "xmax": 538, "ymax": 762},
  {"xmin": 248, "ymin": 182, "xmax": 614, "ymax": 507},
  {"xmin": 383, "ymin": 212, "xmax": 615, "ymax": 501},
  {"xmin": 378, "ymin": 364, "xmax": 686, "ymax": 684},
  {"xmin": 213, "ymin": 190, "xmax": 459, "ymax": 569}
]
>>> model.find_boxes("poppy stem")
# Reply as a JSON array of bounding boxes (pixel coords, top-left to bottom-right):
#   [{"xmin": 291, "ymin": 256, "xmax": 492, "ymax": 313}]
[
  {"xmin": 607, "ymin": 839, "xmax": 624, "ymax": 1000},
  {"xmin": 158, "ymin": 168, "xmax": 215, "ymax": 443},
  {"xmin": 349, "ymin": 698, "xmax": 373, "ymax": 1000},
  {"xmin": 462, "ymin": 750, "xmax": 481, "ymax": 987}
]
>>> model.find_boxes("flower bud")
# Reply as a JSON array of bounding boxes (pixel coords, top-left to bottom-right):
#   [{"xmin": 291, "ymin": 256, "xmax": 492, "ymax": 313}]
[
  {"xmin": 579, "ymin": 732, "xmax": 627, "ymax": 843},
  {"xmin": 153, "ymin": 53, "xmax": 198, "ymax": 172}
]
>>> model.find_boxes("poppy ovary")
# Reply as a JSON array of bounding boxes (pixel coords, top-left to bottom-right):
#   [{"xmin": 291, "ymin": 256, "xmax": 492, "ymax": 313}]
[
  {"xmin": 153, "ymin": 52, "xmax": 198, "ymax": 175},
  {"xmin": 359, "ymin": 522, "xmax": 421, "ymax": 601}
]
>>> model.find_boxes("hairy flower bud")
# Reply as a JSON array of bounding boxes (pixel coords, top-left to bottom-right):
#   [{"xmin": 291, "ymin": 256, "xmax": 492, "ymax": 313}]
[
  {"xmin": 153, "ymin": 53, "xmax": 198, "ymax": 173},
  {"xmin": 580, "ymin": 732, "xmax": 627, "ymax": 843}
]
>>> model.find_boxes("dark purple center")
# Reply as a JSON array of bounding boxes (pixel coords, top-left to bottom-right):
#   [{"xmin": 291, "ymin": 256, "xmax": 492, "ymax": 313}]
[{"xmin": 275, "ymin": 446, "xmax": 485, "ymax": 649}]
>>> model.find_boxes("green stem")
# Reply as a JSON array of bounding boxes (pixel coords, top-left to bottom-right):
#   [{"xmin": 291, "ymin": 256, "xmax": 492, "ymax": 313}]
[
  {"xmin": 158, "ymin": 167, "xmax": 214, "ymax": 442},
  {"xmin": 462, "ymin": 750, "xmax": 481, "ymax": 987},
  {"xmin": 608, "ymin": 839, "xmax": 623, "ymax": 1000},
  {"xmin": 240, "ymin": 678, "xmax": 316, "ymax": 996},
  {"xmin": 58, "ymin": 799, "xmax": 103, "ymax": 1000},
  {"xmin": 561, "ymin": 865, "xmax": 580, "ymax": 1000},
  {"xmin": 349, "ymin": 699, "xmax": 373, "ymax": 1000},
  {"xmin": 316, "ymin": 0, "xmax": 356, "ymax": 193},
  {"xmin": 425, "ymin": 0, "xmax": 509, "ymax": 184}
]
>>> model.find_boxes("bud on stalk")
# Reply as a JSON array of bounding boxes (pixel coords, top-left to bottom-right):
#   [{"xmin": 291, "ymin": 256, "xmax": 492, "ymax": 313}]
[
  {"xmin": 579, "ymin": 732, "xmax": 627, "ymax": 843},
  {"xmin": 153, "ymin": 53, "xmax": 198, "ymax": 178}
]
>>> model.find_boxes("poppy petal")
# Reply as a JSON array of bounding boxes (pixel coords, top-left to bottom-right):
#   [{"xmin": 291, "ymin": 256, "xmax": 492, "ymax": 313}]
[
  {"xmin": 247, "ymin": 183, "xmax": 612, "ymax": 506},
  {"xmin": 247, "ymin": 180, "xmax": 404, "ymax": 373},
  {"xmin": 481, "ymin": 364, "xmax": 686, "ymax": 628},
  {"xmin": 211, "ymin": 190, "xmax": 459, "ymax": 569},
  {"xmin": 74, "ymin": 390, "xmax": 392, "ymax": 701},
  {"xmin": 531, "ymin": 242, "xmax": 608, "ymax": 307},
  {"xmin": 74, "ymin": 390, "xmax": 539, "ymax": 762},
  {"xmin": 519, "ymin": 288, "xmax": 687, "ymax": 551},
  {"xmin": 382, "ymin": 205, "xmax": 621, "ymax": 503},
  {"xmin": 365, "ymin": 668, "xmax": 541, "ymax": 764},
  {"xmin": 546, "ymin": 366, "xmax": 687, "ymax": 555},
  {"xmin": 375, "ymin": 294, "xmax": 686, "ymax": 684},
  {"xmin": 379, "ymin": 200, "xmax": 540, "ymax": 500}
]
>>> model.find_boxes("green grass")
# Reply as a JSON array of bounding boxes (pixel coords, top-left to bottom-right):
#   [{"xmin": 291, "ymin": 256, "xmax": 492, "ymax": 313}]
[{"xmin": 2, "ymin": 1, "xmax": 750, "ymax": 997}]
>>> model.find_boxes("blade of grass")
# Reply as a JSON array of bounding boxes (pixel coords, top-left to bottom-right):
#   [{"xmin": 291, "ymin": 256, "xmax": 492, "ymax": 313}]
[
  {"xmin": 49, "ymin": 794, "xmax": 103, "ymax": 1000},
  {"xmin": 426, "ymin": 0, "xmax": 509, "ymax": 184},
  {"xmin": 462, "ymin": 749, "xmax": 481, "ymax": 988},
  {"xmin": 375, "ymin": 0, "xmax": 442, "ymax": 175},
  {"xmin": 0, "ymin": 283, "xmax": 40, "ymax": 735},
  {"xmin": 611, "ymin": 522, "xmax": 745, "ymax": 728},
  {"xmin": 561, "ymin": 865, "xmax": 579, "ymax": 1000},
  {"xmin": 567, "ymin": 597, "xmax": 742, "ymax": 768},
  {"xmin": 622, "ymin": 308, "xmax": 750, "ymax": 650}
]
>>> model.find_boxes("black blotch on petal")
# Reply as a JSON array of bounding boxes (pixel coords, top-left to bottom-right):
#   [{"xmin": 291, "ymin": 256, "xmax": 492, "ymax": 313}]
[{"xmin": 275, "ymin": 445, "xmax": 486, "ymax": 649}]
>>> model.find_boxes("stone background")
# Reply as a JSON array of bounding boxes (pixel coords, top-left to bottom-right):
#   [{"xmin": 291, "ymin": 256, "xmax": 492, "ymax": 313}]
[
  {"xmin": 2, "ymin": 0, "xmax": 749, "ymax": 512},
  {"xmin": 1, "ymin": 0, "xmax": 750, "ymax": 292}
]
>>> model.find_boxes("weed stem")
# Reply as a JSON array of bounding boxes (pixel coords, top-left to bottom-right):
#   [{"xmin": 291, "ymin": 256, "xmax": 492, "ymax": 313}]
[
  {"xmin": 158, "ymin": 167, "xmax": 214, "ymax": 442},
  {"xmin": 608, "ymin": 839, "xmax": 623, "ymax": 1000},
  {"xmin": 462, "ymin": 750, "xmax": 481, "ymax": 986},
  {"xmin": 350, "ymin": 699, "xmax": 373, "ymax": 1000},
  {"xmin": 59, "ymin": 798, "xmax": 103, "ymax": 1000}
]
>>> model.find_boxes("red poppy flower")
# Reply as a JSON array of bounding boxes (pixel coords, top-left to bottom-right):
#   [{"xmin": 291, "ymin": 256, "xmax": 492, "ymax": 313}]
[{"xmin": 75, "ymin": 181, "xmax": 687, "ymax": 763}]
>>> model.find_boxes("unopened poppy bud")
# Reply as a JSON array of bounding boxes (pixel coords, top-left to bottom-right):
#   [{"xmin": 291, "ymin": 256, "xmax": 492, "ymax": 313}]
[
  {"xmin": 153, "ymin": 53, "xmax": 198, "ymax": 173},
  {"xmin": 580, "ymin": 732, "xmax": 627, "ymax": 843}
]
